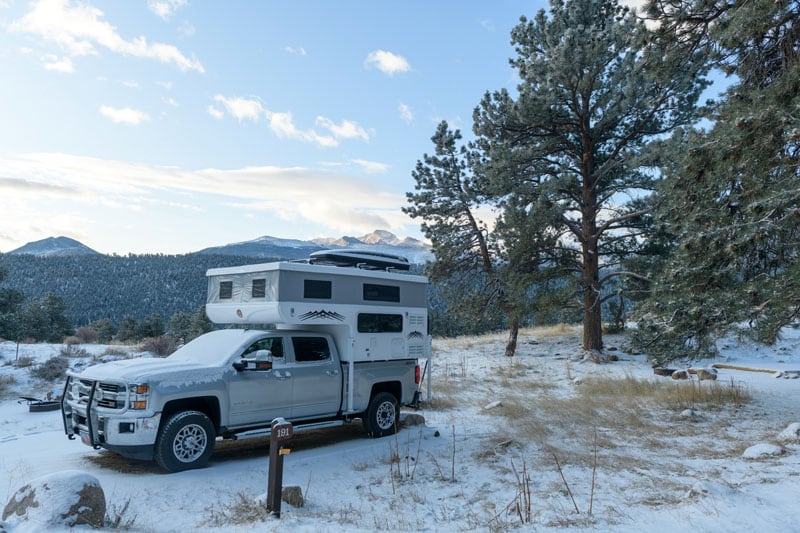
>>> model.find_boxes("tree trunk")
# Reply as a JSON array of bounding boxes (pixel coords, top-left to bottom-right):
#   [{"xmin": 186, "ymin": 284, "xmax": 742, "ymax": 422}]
[
  {"xmin": 582, "ymin": 235, "xmax": 603, "ymax": 351},
  {"xmin": 505, "ymin": 317, "xmax": 519, "ymax": 357}
]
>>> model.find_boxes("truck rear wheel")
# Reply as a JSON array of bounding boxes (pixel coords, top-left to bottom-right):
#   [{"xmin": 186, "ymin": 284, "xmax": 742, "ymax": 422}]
[
  {"xmin": 364, "ymin": 392, "xmax": 398, "ymax": 438},
  {"xmin": 155, "ymin": 410, "xmax": 215, "ymax": 472}
]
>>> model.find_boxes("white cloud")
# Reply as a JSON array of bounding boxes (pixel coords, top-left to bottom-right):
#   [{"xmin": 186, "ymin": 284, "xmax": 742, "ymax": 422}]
[
  {"xmin": 0, "ymin": 153, "xmax": 412, "ymax": 248},
  {"xmin": 315, "ymin": 117, "xmax": 370, "ymax": 142},
  {"xmin": 12, "ymin": 0, "xmax": 204, "ymax": 73},
  {"xmin": 212, "ymin": 95, "xmax": 265, "ymax": 122},
  {"xmin": 157, "ymin": 81, "xmax": 173, "ymax": 90},
  {"xmin": 351, "ymin": 159, "xmax": 389, "ymax": 174},
  {"xmin": 365, "ymin": 49, "xmax": 410, "ymax": 76},
  {"xmin": 147, "ymin": 0, "xmax": 187, "ymax": 21},
  {"xmin": 209, "ymin": 94, "xmax": 372, "ymax": 148},
  {"xmin": 42, "ymin": 53, "xmax": 73, "ymax": 72},
  {"xmin": 283, "ymin": 46, "xmax": 307, "ymax": 56},
  {"xmin": 99, "ymin": 105, "xmax": 150, "ymax": 125},
  {"xmin": 162, "ymin": 97, "xmax": 177, "ymax": 107},
  {"xmin": 207, "ymin": 105, "xmax": 224, "ymax": 120},
  {"xmin": 267, "ymin": 111, "xmax": 337, "ymax": 147},
  {"xmin": 398, "ymin": 103, "xmax": 413, "ymax": 124}
]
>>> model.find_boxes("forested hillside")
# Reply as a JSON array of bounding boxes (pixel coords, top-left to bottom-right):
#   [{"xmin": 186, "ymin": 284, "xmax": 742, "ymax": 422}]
[{"xmin": 0, "ymin": 253, "xmax": 270, "ymax": 326}]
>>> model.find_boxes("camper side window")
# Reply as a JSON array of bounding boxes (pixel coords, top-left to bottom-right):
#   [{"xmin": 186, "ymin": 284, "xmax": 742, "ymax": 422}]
[
  {"xmin": 292, "ymin": 337, "xmax": 331, "ymax": 362},
  {"xmin": 357, "ymin": 313, "xmax": 403, "ymax": 333},
  {"xmin": 304, "ymin": 279, "xmax": 332, "ymax": 299},
  {"xmin": 219, "ymin": 281, "xmax": 233, "ymax": 299},
  {"xmin": 363, "ymin": 283, "xmax": 400, "ymax": 302}
]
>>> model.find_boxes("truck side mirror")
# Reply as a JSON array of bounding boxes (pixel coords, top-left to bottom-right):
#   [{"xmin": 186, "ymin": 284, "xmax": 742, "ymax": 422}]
[
  {"xmin": 233, "ymin": 349, "xmax": 273, "ymax": 371},
  {"xmin": 254, "ymin": 350, "xmax": 273, "ymax": 370}
]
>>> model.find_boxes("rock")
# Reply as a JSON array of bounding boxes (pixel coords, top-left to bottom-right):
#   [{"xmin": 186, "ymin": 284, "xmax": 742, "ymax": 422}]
[
  {"xmin": 672, "ymin": 370, "xmax": 690, "ymax": 380},
  {"xmin": 777, "ymin": 423, "xmax": 800, "ymax": 443},
  {"xmin": 742, "ymin": 443, "xmax": 786, "ymax": 460},
  {"xmin": 281, "ymin": 486, "xmax": 304, "ymax": 508},
  {"xmin": 696, "ymin": 368, "xmax": 718, "ymax": 381},
  {"xmin": 400, "ymin": 413, "xmax": 426, "ymax": 427},
  {"xmin": 482, "ymin": 400, "xmax": 502, "ymax": 410},
  {"xmin": 654, "ymin": 368, "xmax": 677, "ymax": 377},
  {"xmin": 3, "ymin": 471, "xmax": 105, "ymax": 528},
  {"xmin": 680, "ymin": 408, "xmax": 699, "ymax": 420}
]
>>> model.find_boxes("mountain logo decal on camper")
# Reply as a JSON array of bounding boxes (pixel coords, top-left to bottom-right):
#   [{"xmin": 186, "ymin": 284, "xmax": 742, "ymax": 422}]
[
  {"xmin": 298, "ymin": 310, "xmax": 345, "ymax": 321},
  {"xmin": 407, "ymin": 331, "xmax": 425, "ymax": 340}
]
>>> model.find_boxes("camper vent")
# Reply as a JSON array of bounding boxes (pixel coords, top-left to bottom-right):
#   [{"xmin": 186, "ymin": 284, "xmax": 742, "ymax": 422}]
[
  {"xmin": 409, "ymin": 315, "xmax": 425, "ymax": 328},
  {"xmin": 408, "ymin": 345, "xmax": 426, "ymax": 357}
]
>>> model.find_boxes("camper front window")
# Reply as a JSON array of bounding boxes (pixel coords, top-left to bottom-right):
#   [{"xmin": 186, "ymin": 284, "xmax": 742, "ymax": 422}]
[
  {"xmin": 219, "ymin": 281, "xmax": 233, "ymax": 299},
  {"xmin": 363, "ymin": 283, "xmax": 400, "ymax": 302},
  {"xmin": 252, "ymin": 278, "xmax": 266, "ymax": 298}
]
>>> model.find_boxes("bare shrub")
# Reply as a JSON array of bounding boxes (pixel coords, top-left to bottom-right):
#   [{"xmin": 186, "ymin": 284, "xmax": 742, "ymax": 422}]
[
  {"xmin": 138, "ymin": 336, "xmax": 177, "ymax": 357},
  {"xmin": 75, "ymin": 326, "xmax": 98, "ymax": 344},
  {"xmin": 105, "ymin": 498, "xmax": 137, "ymax": 530},
  {"xmin": 202, "ymin": 492, "xmax": 271, "ymax": 527},
  {"xmin": 102, "ymin": 346, "xmax": 132, "ymax": 357},
  {"xmin": 0, "ymin": 374, "xmax": 17, "ymax": 396},
  {"xmin": 12, "ymin": 356, "xmax": 35, "ymax": 368},
  {"xmin": 61, "ymin": 344, "xmax": 90, "ymax": 358},
  {"xmin": 64, "ymin": 336, "xmax": 83, "ymax": 345},
  {"xmin": 31, "ymin": 356, "xmax": 70, "ymax": 381}
]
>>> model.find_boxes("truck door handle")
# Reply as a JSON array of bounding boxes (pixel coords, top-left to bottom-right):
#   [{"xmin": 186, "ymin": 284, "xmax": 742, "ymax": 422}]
[{"xmin": 326, "ymin": 370, "xmax": 339, "ymax": 376}]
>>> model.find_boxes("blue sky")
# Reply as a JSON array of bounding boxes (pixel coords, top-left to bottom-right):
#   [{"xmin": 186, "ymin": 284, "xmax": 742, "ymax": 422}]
[{"xmin": 0, "ymin": 0, "xmax": 554, "ymax": 254}]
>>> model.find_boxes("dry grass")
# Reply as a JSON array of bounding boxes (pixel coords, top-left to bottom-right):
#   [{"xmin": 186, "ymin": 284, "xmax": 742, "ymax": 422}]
[{"xmin": 473, "ymin": 372, "xmax": 753, "ymax": 473}]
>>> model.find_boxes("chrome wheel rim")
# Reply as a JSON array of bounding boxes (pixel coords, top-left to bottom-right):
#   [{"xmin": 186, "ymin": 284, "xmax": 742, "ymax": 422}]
[
  {"xmin": 376, "ymin": 401, "xmax": 396, "ymax": 430},
  {"xmin": 173, "ymin": 423, "xmax": 207, "ymax": 463}
]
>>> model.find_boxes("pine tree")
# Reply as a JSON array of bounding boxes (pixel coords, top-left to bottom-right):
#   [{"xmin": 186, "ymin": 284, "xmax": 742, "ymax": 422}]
[
  {"xmin": 405, "ymin": 122, "xmax": 526, "ymax": 356},
  {"xmin": 632, "ymin": 1, "xmax": 800, "ymax": 362},
  {"xmin": 473, "ymin": 0, "xmax": 708, "ymax": 353}
]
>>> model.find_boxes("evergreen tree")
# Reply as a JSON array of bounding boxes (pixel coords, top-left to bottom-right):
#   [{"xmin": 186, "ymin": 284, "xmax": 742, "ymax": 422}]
[
  {"xmin": 189, "ymin": 305, "xmax": 213, "ymax": 341},
  {"xmin": 19, "ymin": 293, "xmax": 73, "ymax": 342},
  {"xmin": 405, "ymin": 122, "xmax": 526, "ymax": 356},
  {"xmin": 633, "ymin": 1, "xmax": 800, "ymax": 362},
  {"xmin": 473, "ymin": 0, "xmax": 708, "ymax": 352},
  {"xmin": 137, "ymin": 313, "xmax": 165, "ymax": 339},
  {"xmin": 89, "ymin": 318, "xmax": 117, "ymax": 343},
  {"xmin": 116, "ymin": 315, "xmax": 139, "ymax": 342},
  {"xmin": 0, "ymin": 266, "xmax": 24, "ymax": 340}
]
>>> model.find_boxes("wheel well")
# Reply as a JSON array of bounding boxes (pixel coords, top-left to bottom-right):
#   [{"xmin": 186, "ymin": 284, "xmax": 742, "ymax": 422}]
[
  {"xmin": 161, "ymin": 397, "xmax": 221, "ymax": 432},
  {"xmin": 370, "ymin": 381, "xmax": 401, "ymax": 403}
]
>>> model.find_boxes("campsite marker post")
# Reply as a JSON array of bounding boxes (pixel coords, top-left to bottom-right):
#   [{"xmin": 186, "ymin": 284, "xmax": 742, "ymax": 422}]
[{"xmin": 267, "ymin": 418, "xmax": 293, "ymax": 518}]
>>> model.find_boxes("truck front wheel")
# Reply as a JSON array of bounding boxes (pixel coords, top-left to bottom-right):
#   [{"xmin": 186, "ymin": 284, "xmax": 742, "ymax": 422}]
[
  {"xmin": 155, "ymin": 410, "xmax": 215, "ymax": 472},
  {"xmin": 364, "ymin": 392, "xmax": 399, "ymax": 438}
]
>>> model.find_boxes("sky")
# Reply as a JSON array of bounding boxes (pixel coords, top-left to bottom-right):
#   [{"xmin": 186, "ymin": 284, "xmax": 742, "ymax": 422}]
[{"xmin": 0, "ymin": 0, "xmax": 559, "ymax": 255}]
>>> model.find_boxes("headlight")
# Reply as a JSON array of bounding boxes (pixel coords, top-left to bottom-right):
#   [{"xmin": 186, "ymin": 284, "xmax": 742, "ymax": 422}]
[{"xmin": 129, "ymin": 383, "xmax": 149, "ymax": 410}]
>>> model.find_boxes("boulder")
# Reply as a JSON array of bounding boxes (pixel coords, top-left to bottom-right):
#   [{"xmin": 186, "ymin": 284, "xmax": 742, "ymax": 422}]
[
  {"xmin": 742, "ymin": 443, "xmax": 786, "ymax": 460},
  {"xmin": 400, "ymin": 413, "xmax": 426, "ymax": 427},
  {"xmin": 281, "ymin": 486, "xmax": 304, "ymax": 508},
  {"xmin": 777, "ymin": 423, "xmax": 800, "ymax": 443},
  {"xmin": 3, "ymin": 471, "xmax": 106, "ymax": 528},
  {"xmin": 672, "ymin": 370, "xmax": 689, "ymax": 380}
]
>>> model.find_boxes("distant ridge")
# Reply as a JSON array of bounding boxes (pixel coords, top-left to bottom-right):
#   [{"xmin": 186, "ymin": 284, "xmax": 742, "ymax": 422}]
[
  {"xmin": 5, "ymin": 230, "xmax": 432, "ymax": 264},
  {"xmin": 196, "ymin": 230, "xmax": 432, "ymax": 264},
  {"xmin": 8, "ymin": 236, "xmax": 99, "ymax": 257}
]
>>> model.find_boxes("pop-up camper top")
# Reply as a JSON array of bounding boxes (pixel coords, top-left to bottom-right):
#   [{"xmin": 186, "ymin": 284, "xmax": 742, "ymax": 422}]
[{"xmin": 205, "ymin": 250, "xmax": 429, "ymax": 363}]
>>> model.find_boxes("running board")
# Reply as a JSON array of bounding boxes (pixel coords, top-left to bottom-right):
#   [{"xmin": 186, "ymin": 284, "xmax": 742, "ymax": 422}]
[{"xmin": 231, "ymin": 419, "xmax": 344, "ymax": 441}]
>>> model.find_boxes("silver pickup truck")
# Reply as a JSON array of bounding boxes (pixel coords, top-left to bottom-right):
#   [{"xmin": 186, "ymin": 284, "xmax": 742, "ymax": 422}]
[{"xmin": 61, "ymin": 328, "xmax": 419, "ymax": 472}]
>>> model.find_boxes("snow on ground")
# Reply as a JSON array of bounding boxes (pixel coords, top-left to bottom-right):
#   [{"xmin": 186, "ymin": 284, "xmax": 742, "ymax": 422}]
[{"xmin": 1, "ymin": 326, "xmax": 800, "ymax": 532}]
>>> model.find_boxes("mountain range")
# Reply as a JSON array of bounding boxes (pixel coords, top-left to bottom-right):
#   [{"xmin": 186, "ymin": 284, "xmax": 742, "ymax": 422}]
[{"xmin": 7, "ymin": 230, "xmax": 433, "ymax": 264}]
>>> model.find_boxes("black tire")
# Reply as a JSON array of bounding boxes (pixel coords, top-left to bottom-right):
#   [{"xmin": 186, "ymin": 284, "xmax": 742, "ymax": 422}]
[
  {"xmin": 363, "ymin": 392, "xmax": 399, "ymax": 438},
  {"xmin": 155, "ymin": 410, "xmax": 215, "ymax": 472}
]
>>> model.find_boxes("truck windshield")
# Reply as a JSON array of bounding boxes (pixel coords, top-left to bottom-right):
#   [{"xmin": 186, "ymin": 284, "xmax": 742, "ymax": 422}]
[{"xmin": 167, "ymin": 330, "xmax": 253, "ymax": 366}]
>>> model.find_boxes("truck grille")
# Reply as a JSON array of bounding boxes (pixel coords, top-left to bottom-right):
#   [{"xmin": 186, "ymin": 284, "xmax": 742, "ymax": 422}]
[{"xmin": 68, "ymin": 378, "xmax": 127, "ymax": 411}]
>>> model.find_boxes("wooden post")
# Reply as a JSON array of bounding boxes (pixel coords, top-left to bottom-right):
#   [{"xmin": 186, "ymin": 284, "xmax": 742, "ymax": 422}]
[{"xmin": 266, "ymin": 418, "xmax": 293, "ymax": 518}]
